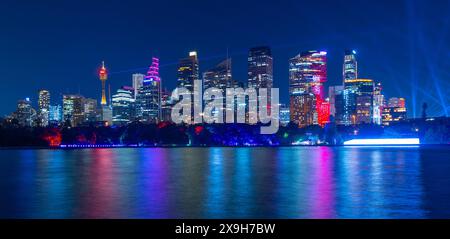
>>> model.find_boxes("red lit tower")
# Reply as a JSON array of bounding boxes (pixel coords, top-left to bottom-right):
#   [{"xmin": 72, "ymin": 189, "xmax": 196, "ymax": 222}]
[{"xmin": 99, "ymin": 61, "xmax": 108, "ymax": 105}]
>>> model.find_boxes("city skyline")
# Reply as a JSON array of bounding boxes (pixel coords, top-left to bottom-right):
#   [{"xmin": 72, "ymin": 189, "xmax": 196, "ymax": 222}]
[{"xmin": 0, "ymin": 0, "xmax": 449, "ymax": 118}]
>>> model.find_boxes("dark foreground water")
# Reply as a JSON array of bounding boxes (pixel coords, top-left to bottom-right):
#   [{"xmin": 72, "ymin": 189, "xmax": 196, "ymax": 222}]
[{"xmin": 0, "ymin": 146, "xmax": 449, "ymax": 219}]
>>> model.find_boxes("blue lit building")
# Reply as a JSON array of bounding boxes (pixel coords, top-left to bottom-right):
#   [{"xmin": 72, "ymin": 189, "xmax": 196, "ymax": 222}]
[
  {"xmin": 112, "ymin": 86, "xmax": 135, "ymax": 126},
  {"xmin": 49, "ymin": 105, "xmax": 63, "ymax": 124}
]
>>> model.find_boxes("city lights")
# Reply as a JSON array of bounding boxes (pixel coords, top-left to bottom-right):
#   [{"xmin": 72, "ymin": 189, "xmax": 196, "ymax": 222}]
[{"xmin": 344, "ymin": 138, "xmax": 420, "ymax": 146}]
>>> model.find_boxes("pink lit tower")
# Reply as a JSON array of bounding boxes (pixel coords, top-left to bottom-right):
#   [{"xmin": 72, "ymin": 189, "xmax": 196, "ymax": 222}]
[{"xmin": 135, "ymin": 57, "xmax": 162, "ymax": 123}]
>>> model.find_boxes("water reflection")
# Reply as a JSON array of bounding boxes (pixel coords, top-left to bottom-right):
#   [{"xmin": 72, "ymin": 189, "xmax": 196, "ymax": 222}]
[{"xmin": 0, "ymin": 146, "xmax": 443, "ymax": 218}]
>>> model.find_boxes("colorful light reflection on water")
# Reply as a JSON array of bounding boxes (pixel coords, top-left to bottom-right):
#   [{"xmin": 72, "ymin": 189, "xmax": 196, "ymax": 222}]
[{"xmin": 0, "ymin": 146, "xmax": 450, "ymax": 219}]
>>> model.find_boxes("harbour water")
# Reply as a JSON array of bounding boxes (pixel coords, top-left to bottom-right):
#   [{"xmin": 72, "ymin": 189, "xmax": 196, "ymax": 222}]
[{"xmin": 0, "ymin": 146, "xmax": 449, "ymax": 219}]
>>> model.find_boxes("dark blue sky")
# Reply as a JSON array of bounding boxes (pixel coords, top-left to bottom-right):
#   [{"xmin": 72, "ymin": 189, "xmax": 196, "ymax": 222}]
[{"xmin": 1, "ymin": 0, "xmax": 449, "ymax": 117}]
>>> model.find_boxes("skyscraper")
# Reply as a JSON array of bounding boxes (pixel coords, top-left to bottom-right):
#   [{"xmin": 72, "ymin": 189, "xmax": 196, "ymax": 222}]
[
  {"xmin": 176, "ymin": 51, "xmax": 199, "ymax": 124},
  {"xmin": 339, "ymin": 50, "xmax": 365, "ymax": 125},
  {"xmin": 345, "ymin": 79, "xmax": 374, "ymax": 124},
  {"xmin": 289, "ymin": 51, "xmax": 328, "ymax": 127},
  {"xmin": 177, "ymin": 51, "xmax": 199, "ymax": 91},
  {"xmin": 161, "ymin": 88, "xmax": 174, "ymax": 122},
  {"xmin": 49, "ymin": 105, "xmax": 63, "ymax": 124},
  {"xmin": 136, "ymin": 57, "xmax": 161, "ymax": 123},
  {"xmin": 83, "ymin": 98, "xmax": 98, "ymax": 123},
  {"xmin": 203, "ymin": 58, "xmax": 233, "ymax": 90},
  {"xmin": 329, "ymin": 86, "xmax": 344, "ymax": 117},
  {"xmin": 335, "ymin": 88, "xmax": 357, "ymax": 125},
  {"xmin": 112, "ymin": 86, "xmax": 135, "ymax": 126},
  {"xmin": 343, "ymin": 50, "xmax": 358, "ymax": 82},
  {"xmin": 248, "ymin": 46, "xmax": 273, "ymax": 90},
  {"xmin": 373, "ymin": 83, "xmax": 384, "ymax": 125},
  {"xmin": 247, "ymin": 47, "xmax": 273, "ymax": 123},
  {"xmin": 14, "ymin": 98, "xmax": 36, "ymax": 127},
  {"xmin": 203, "ymin": 59, "xmax": 233, "ymax": 121},
  {"xmin": 132, "ymin": 73, "xmax": 145, "ymax": 99},
  {"xmin": 38, "ymin": 89, "xmax": 50, "ymax": 127},
  {"xmin": 291, "ymin": 94, "xmax": 317, "ymax": 127},
  {"xmin": 279, "ymin": 104, "xmax": 290, "ymax": 126},
  {"xmin": 63, "ymin": 94, "xmax": 85, "ymax": 127}
]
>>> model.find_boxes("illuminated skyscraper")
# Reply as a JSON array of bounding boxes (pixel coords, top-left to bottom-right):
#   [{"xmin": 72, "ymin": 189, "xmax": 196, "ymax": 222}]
[
  {"xmin": 136, "ymin": 57, "xmax": 161, "ymax": 123},
  {"xmin": 14, "ymin": 98, "xmax": 36, "ymax": 127},
  {"xmin": 176, "ymin": 51, "xmax": 199, "ymax": 124},
  {"xmin": 373, "ymin": 83, "xmax": 384, "ymax": 125},
  {"xmin": 289, "ymin": 51, "xmax": 328, "ymax": 127},
  {"xmin": 383, "ymin": 97, "xmax": 407, "ymax": 125},
  {"xmin": 49, "ymin": 105, "xmax": 62, "ymax": 124},
  {"xmin": 248, "ymin": 46, "xmax": 273, "ymax": 90},
  {"xmin": 343, "ymin": 50, "xmax": 358, "ymax": 82},
  {"xmin": 83, "ymin": 98, "xmax": 98, "ymax": 123},
  {"xmin": 112, "ymin": 86, "xmax": 135, "ymax": 126},
  {"xmin": 132, "ymin": 73, "xmax": 145, "ymax": 99},
  {"xmin": 177, "ymin": 51, "xmax": 199, "ymax": 91},
  {"xmin": 290, "ymin": 93, "xmax": 316, "ymax": 127},
  {"xmin": 38, "ymin": 89, "xmax": 50, "ymax": 127},
  {"xmin": 329, "ymin": 86, "xmax": 344, "ymax": 117},
  {"xmin": 248, "ymin": 47, "xmax": 273, "ymax": 123},
  {"xmin": 63, "ymin": 94, "xmax": 85, "ymax": 127},
  {"xmin": 99, "ymin": 61, "xmax": 108, "ymax": 106},
  {"xmin": 279, "ymin": 104, "xmax": 290, "ymax": 126},
  {"xmin": 345, "ymin": 79, "xmax": 374, "ymax": 124},
  {"xmin": 161, "ymin": 88, "xmax": 174, "ymax": 122},
  {"xmin": 335, "ymin": 88, "xmax": 357, "ymax": 125},
  {"xmin": 203, "ymin": 59, "xmax": 233, "ymax": 121},
  {"xmin": 203, "ymin": 59, "xmax": 233, "ymax": 90},
  {"xmin": 339, "ymin": 51, "xmax": 372, "ymax": 125}
]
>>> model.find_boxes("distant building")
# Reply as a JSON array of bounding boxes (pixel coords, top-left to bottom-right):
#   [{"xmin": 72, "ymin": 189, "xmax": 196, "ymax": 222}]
[
  {"xmin": 248, "ymin": 46, "xmax": 273, "ymax": 122},
  {"xmin": 279, "ymin": 104, "xmax": 290, "ymax": 126},
  {"xmin": 176, "ymin": 51, "xmax": 199, "ymax": 124},
  {"xmin": 343, "ymin": 50, "xmax": 358, "ymax": 81},
  {"xmin": 63, "ymin": 95, "xmax": 85, "ymax": 127},
  {"xmin": 345, "ymin": 79, "xmax": 374, "ymax": 124},
  {"xmin": 14, "ymin": 98, "xmax": 36, "ymax": 127},
  {"xmin": 339, "ymin": 50, "xmax": 360, "ymax": 125},
  {"xmin": 83, "ymin": 98, "xmax": 98, "ymax": 123},
  {"xmin": 161, "ymin": 88, "xmax": 173, "ymax": 122},
  {"xmin": 136, "ymin": 57, "xmax": 161, "ymax": 123},
  {"xmin": 112, "ymin": 86, "xmax": 135, "ymax": 126},
  {"xmin": 177, "ymin": 51, "xmax": 199, "ymax": 91},
  {"xmin": 49, "ymin": 105, "xmax": 62, "ymax": 124},
  {"xmin": 373, "ymin": 83, "xmax": 384, "ymax": 125},
  {"xmin": 335, "ymin": 88, "xmax": 356, "ymax": 125},
  {"xmin": 290, "ymin": 93, "xmax": 317, "ymax": 127},
  {"xmin": 382, "ymin": 97, "xmax": 407, "ymax": 126},
  {"xmin": 248, "ymin": 46, "xmax": 273, "ymax": 90},
  {"xmin": 100, "ymin": 105, "xmax": 113, "ymax": 126},
  {"xmin": 388, "ymin": 97, "xmax": 406, "ymax": 108},
  {"xmin": 329, "ymin": 86, "xmax": 343, "ymax": 117},
  {"xmin": 203, "ymin": 59, "xmax": 233, "ymax": 121},
  {"xmin": 289, "ymin": 51, "xmax": 328, "ymax": 127},
  {"xmin": 38, "ymin": 89, "xmax": 50, "ymax": 127},
  {"xmin": 203, "ymin": 58, "xmax": 233, "ymax": 89},
  {"xmin": 132, "ymin": 73, "xmax": 144, "ymax": 99}
]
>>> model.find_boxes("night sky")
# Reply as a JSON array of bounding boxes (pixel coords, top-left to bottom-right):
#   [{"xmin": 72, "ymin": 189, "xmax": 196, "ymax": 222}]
[{"xmin": 1, "ymin": 0, "xmax": 449, "ymax": 117}]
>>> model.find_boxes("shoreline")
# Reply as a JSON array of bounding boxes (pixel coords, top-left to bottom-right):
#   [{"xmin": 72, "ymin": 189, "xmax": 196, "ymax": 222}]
[{"xmin": 1, "ymin": 144, "xmax": 447, "ymax": 150}]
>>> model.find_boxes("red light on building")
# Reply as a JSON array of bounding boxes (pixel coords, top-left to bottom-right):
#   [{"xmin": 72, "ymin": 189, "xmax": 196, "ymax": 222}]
[{"xmin": 316, "ymin": 97, "xmax": 330, "ymax": 127}]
